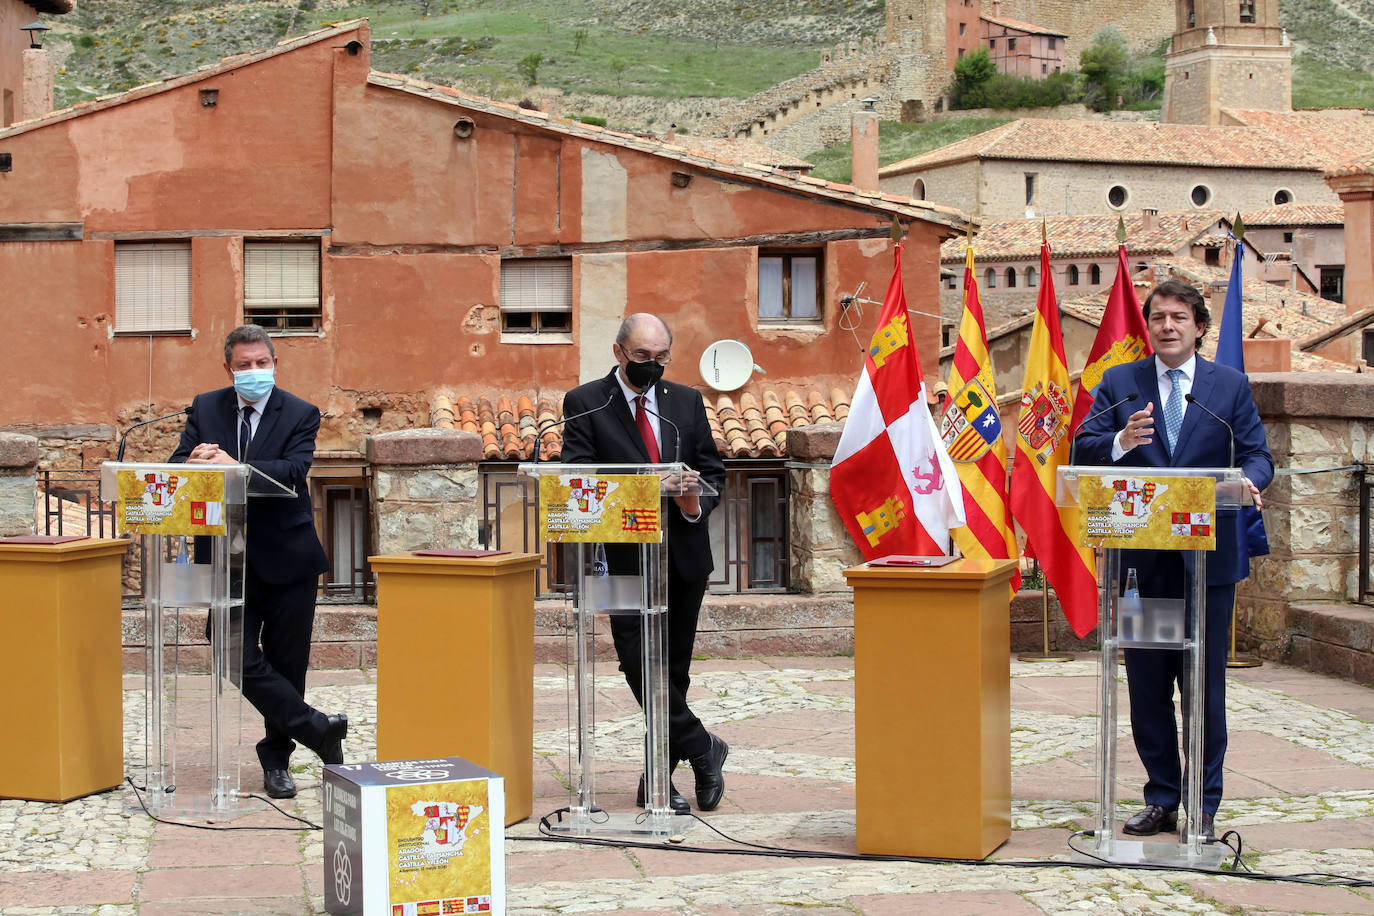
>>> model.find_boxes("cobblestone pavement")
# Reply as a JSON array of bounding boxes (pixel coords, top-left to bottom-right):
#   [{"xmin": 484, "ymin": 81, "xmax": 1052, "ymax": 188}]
[{"xmin": 2, "ymin": 657, "xmax": 1373, "ymax": 914}]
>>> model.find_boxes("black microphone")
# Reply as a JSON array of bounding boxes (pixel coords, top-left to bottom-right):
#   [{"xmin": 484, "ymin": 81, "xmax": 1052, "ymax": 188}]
[
  {"xmin": 1070, "ymin": 392, "xmax": 1138, "ymax": 466},
  {"xmin": 1184, "ymin": 393, "xmax": 1235, "ymax": 470},
  {"xmin": 117, "ymin": 408, "xmax": 189, "ymax": 461},
  {"xmin": 537, "ymin": 392, "xmax": 615, "ymax": 462}
]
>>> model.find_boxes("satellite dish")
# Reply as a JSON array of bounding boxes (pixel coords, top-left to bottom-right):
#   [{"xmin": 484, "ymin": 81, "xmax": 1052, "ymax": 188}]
[{"xmin": 699, "ymin": 339, "xmax": 765, "ymax": 391}]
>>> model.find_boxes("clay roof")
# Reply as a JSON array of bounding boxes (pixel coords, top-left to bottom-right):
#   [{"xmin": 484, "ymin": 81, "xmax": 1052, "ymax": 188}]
[
  {"xmin": 981, "ymin": 14, "xmax": 1067, "ymax": 37},
  {"xmin": 1240, "ymin": 203, "xmax": 1344, "ymax": 227},
  {"xmin": 941, "ymin": 210, "xmax": 1224, "ymax": 262},
  {"xmin": 431, "ymin": 389, "xmax": 851, "ymax": 460},
  {"xmin": 880, "ymin": 118, "xmax": 1325, "ymax": 174},
  {"xmin": 1224, "ymin": 109, "xmax": 1374, "ymax": 173},
  {"xmin": 1326, "ymin": 152, "xmax": 1374, "ymax": 179},
  {"xmin": 369, "ymin": 73, "xmax": 970, "ymax": 234},
  {"xmin": 666, "ymin": 134, "xmax": 813, "ymax": 171},
  {"xmin": 0, "ymin": 20, "xmax": 368, "ymax": 136}
]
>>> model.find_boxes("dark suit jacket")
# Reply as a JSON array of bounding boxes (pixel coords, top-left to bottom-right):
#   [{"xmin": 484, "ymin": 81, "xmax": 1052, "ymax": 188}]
[
  {"xmin": 1074, "ymin": 355, "xmax": 1274, "ymax": 587},
  {"xmin": 560, "ymin": 369, "xmax": 726, "ymax": 581},
  {"xmin": 170, "ymin": 386, "xmax": 330, "ymax": 586}
]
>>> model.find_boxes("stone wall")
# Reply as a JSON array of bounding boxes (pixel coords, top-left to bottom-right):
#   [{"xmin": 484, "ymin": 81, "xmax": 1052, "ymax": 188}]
[
  {"xmin": 0, "ymin": 432, "xmax": 37, "ymax": 537},
  {"xmin": 367, "ymin": 428, "xmax": 485, "ymax": 555},
  {"xmin": 1238, "ymin": 373, "xmax": 1374, "ymax": 656},
  {"xmin": 787, "ymin": 424, "xmax": 863, "ymax": 594}
]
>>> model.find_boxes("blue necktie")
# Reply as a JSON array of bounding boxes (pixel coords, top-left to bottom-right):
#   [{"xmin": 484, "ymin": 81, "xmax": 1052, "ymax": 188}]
[
  {"xmin": 239, "ymin": 406, "xmax": 253, "ymax": 460},
  {"xmin": 1163, "ymin": 368, "xmax": 1184, "ymax": 452}
]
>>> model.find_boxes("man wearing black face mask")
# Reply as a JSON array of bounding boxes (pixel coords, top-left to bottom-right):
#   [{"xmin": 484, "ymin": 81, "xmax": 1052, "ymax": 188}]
[{"xmin": 560, "ymin": 313, "xmax": 729, "ymax": 814}]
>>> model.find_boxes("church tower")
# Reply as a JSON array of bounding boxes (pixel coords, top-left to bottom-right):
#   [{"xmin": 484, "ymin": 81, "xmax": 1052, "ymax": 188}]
[{"xmin": 1162, "ymin": 0, "xmax": 1292, "ymax": 125}]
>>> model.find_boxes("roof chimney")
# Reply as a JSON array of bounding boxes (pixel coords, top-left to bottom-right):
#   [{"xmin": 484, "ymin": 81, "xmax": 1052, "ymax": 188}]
[
  {"xmin": 851, "ymin": 98, "xmax": 880, "ymax": 192},
  {"xmin": 1141, "ymin": 207, "xmax": 1159, "ymax": 232},
  {"xmin": 19, "ymin": 45, "xmax": 56, "ymax": 122}
]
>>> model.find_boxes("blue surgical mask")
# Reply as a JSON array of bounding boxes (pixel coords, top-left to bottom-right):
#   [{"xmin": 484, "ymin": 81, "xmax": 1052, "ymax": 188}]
[{"xmin": 233, "ymin": 368, "xmax": 275, "ymax": 403}]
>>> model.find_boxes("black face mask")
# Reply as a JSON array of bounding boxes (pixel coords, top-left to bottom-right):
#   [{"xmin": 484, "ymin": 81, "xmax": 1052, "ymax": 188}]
[{"xmin": 625, "ymin": 359, "xmax": 665, "ymax": 390}]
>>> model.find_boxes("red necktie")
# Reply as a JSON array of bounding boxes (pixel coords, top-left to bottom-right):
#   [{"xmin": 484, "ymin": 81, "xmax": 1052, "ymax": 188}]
[{"xmin": 634, "ymin": 395, "xmax": 660, "ymax": 463}]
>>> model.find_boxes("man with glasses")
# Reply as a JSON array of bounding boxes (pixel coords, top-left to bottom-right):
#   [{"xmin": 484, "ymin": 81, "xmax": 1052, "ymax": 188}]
[{"xmin": 561, "ymin": 313, "xmax": 729, "ymax": 814}]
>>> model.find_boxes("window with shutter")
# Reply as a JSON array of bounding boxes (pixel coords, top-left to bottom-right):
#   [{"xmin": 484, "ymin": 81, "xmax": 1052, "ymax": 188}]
[
  {"xmin": 244, "ymin": 240, "xmax": 322, "ymax": 332},
  {"xmin": 114, "ymin": 242, "xmax": 192, "ymax": 334},
  {"xmin": 499, "ymin": 258, "xmax": 573, "ymax": 340}
]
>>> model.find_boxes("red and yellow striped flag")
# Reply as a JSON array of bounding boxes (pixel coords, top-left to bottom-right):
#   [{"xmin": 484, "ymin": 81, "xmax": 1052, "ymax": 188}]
[
  {"xmin": 940, "ymin": 247, "xmax": 1021, "ymax": 590},
  {"xmin": 1009, "ymin": 237, "xmax": 1098, "ymax": 637}
]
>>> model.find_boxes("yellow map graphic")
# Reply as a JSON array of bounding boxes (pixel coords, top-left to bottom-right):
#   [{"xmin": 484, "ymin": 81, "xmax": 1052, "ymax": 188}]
[
  {"xmin": 386, "ymin": 781, "xmax": 491, "ymax": 905},
  {"xmin": 1078, "ymin": 474, "xmax": 1216, "ymax": 550},
  {"xmin": 115, "ymin": 468, "xmax": 227, "ymax": 536},
  {"xmin": 539, "ymin": 473, "xmax": 662, "ymax": 544}
]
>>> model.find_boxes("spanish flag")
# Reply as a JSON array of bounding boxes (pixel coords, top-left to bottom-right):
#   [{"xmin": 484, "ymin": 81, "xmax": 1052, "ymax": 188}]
[
  {"xmin": 941, "ymin": 247, "xmax": 1021, "ymax": 590},
  {"xmin": 1009, "ymin": 236, "xmax": 1098, "ymax": 636}
]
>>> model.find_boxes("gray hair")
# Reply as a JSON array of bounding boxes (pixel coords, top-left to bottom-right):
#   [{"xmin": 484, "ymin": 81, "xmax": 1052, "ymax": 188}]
[{"xmin": 223, "ymin": 324, "xmax": 275, "ymax": 364}]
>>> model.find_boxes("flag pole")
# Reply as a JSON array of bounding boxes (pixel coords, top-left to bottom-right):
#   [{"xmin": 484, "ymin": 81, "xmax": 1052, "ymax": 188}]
[{"xmin": 1017, "ymin": 561, "xmax": 1073, "ymax": 663}]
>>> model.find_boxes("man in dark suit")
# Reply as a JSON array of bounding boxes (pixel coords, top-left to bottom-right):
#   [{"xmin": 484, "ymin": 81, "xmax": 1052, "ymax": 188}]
[
  {"xmin": 560, "ymin": 313, "xmax": 729, "ymax": 813},
  {"xmin": 1075, "ymin": 280, "xmax": 1273, "ymax": 839},
  {"xmin": 171, "ymin": 324, "xmax": 345, "ymax": 800}
]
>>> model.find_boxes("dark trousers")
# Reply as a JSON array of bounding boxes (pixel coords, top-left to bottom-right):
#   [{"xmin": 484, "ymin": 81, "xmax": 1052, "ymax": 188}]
[
  {"xmin": 608, "ymin": 566, "xmax": 711, "ymax": 765},
  {"xmin": 241, "ymin": 571, "xmax": 328, "ymax": 770},
  {"xmin": 1124, "ymin": 581, "xmax": 1234, "ymax": 816}
]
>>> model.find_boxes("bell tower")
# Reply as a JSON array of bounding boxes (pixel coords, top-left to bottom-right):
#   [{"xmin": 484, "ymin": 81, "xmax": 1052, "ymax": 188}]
[{"xmin": 1162, "ymin": 0, "xmax": 1291, "ymax": 125}]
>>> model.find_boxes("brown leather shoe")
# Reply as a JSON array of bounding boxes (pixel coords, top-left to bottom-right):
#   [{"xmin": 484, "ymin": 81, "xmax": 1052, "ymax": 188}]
[
  {"xmin": 1197, "ymin": 812, "xmax": 1216, "ymax": 840},
  {"xmin": 1123, "ymin": 805, "xmax": 1178, "ymax": 836}
]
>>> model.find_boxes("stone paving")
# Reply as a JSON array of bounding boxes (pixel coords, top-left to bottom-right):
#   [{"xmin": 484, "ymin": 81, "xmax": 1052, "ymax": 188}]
[{"xmin": 3, "ymin": 656, "xmax": 1374, "ymax": 914}]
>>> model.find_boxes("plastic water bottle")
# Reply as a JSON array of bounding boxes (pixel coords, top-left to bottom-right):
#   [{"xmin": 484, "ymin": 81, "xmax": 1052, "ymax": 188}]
[
  {"xmin": 174, "ymin": 536, "xmax": 190, "ymax": 564},
  {"xmin": 1120, "ymin": 567, "xmax": 1143, "ymax": 642}
]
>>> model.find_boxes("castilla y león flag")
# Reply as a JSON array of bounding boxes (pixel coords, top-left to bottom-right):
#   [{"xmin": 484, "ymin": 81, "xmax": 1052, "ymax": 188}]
[{"xmin": 831, "ymin": 244, "xmax": 964, "ymax": 558}]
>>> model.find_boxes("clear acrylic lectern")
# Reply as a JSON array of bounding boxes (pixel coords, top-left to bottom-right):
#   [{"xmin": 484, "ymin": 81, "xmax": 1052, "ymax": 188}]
[
  {"xmin": 517, "ymin": 462, "xmax": 716, "ymax": 839},
  {"xmin": 101, "ymin": 461, "xmax": 291, "ymax": 817},
  {"xmin": 1059, "ymin": 465, "xmax": 1251, "ymax": 868}
]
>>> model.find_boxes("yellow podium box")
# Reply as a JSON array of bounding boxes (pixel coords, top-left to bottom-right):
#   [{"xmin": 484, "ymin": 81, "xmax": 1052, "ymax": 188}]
[
  {"xmin": 369, "ymin": 551, "xmax": 542, "ymax": 826},
  {"xmin": 0, "ymin": 537, "xmax": 129, "ymax": 802},
  {"xmin": 843, "ymin": 557, "xmax": 1019, "ymax": 859}
]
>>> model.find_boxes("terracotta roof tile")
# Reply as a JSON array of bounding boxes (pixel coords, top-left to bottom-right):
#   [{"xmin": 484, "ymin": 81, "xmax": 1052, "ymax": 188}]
[
  {"xmin": 981, "ymin": 13, "xmax": 1067, "ymax": 36},
  {"xmin": 1327, "ymin": 152, "xmax": 1374, "ymax": 178},
  {"xmin": 941, "ymin": 210, "xmax": 1225, "ymax": 262},
  {"xmin": 666, "ymin": 134, "xmax": 813, "ymax": 170},
  {"xmin": 881, "ymin": 118, "xmax": 1326, "ymax": 174},
  {"xmin": 1240, "ymin": 202, "xmax": 1344, "ymax": 226},
  {"xmin": 433, "ymin": 389, "xmax": 851, "ymax": 460},
  {"xmin": 1224, "ymin": 109, "xmax": 1374, "ymax": 173}
]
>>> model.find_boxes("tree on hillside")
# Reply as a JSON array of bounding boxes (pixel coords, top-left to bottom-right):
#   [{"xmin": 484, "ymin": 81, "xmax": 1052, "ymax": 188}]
[
  {"xmin": 1079, "ymin": 27, "xmax": 1130, "ymax": 112},
  {"xmin": 950, "ymin": 47, "xmax": 995, "ymax": 110}
]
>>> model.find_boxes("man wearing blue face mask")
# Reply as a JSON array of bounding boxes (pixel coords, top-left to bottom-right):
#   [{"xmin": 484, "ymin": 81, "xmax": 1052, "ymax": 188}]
[
  {"xmin": 561, "ymin": 313, "xmax": 729, "ymax": 814},
  {"xmin": 171, "ymin": 324, "xmax": 343, "ymax": 800}
]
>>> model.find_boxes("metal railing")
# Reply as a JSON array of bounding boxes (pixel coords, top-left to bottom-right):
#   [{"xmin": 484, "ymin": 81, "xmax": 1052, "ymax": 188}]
[{"xmin": 1359, "ymin": 462, "xmax": 1372, "ymax": 605}]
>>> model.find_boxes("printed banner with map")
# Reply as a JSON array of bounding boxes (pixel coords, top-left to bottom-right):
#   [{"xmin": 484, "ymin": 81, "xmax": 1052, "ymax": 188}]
[
  {"xmin": 1077, "ymin": 474, "xmax": 1216, "ymax": 550},
  {"xmin": 115, "ymin": 468, "xmax": 227, "ymax": 536},
  {"xmin": 386, "ymin": 781, "xmax": 492, "ymax": 914},
  {"xmin": 539, "ymin": 473, "xmax": 662, "ymax": 544}
]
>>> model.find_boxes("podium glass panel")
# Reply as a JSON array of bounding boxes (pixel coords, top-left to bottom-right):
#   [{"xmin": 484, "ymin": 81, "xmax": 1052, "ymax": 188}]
[
  {"xmin": 101, "ymin": 462, "xmax": 251, "ymax": 817},
  {"xmin": 518, "ymin": 462, "xmax": 715, "ymax": 839},
  {"xmin": 1058, "ymin": 465, "xmax": 1250, "ymax": 869}
]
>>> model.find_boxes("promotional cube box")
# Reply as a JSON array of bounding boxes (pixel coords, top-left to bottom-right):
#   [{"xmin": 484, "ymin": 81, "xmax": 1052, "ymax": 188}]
[{"xmin": 324, "ymin": 757, "xmax": 505, "ymax": 915}]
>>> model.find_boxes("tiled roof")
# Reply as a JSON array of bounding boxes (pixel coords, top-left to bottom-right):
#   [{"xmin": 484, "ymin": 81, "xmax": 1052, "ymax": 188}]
[
  {"xmin": 666, "ymin": 134, "xmax": 813, "ymax": 171},
  {"xmin": 981, "ymin": 14, "xmax": 1067, "ymax": 36},
  {"xmin": 1224, "ymin": 109, "xmax": 1374, "ymax": 174},
  {"xmin": 941, "ymin": 210, "xmax": 1224, "ymax": 262},
  {"xmin": 1326, "ymin": 152, "xmax": 1374, "ymax": 178},
  {"xmin": 1241, "ymin": 203, "xmax": 1344, "ymax": 226},
  {"xmin": 369, "ymin": 74, "xmax": 972, "ymax": 234},
  {"xmin": 880, "ymin": 119, "xmax": 1325, "ymax": 174},
  {"xmin": 432, "ymin": 389, "xmax": 851, "ymax": 460}
]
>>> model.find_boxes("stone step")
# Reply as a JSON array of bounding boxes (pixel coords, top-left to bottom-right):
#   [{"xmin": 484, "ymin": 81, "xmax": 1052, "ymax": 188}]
[{"xmin": 1285, "ymin": 603, "xmax": 1374, "ymax": 685}]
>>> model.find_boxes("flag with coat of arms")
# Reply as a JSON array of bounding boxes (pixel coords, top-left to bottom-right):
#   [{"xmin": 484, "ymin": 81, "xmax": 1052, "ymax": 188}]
[{"xmin": 831, "ymin": 243, "xmax": 965, "ymax": 558}]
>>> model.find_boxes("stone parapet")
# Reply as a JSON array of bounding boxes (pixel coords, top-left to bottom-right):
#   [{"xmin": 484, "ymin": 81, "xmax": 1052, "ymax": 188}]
[
  {"xmin": 367, "ymin": 429, "xmax": 484, "ymax": 555},
  {"xmin": 0, "ymin": 432, "xmax": 38, "ymax": 537}
]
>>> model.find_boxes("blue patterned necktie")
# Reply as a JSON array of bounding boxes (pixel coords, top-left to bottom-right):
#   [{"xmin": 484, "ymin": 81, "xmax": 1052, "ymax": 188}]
[
  {"xmin": 239, "ymin": 406, "xmax": 253, "ymax": 460},
  {"xmin": 1163, "ymin": 368, "xmax": 1184, "ymax": 452}
]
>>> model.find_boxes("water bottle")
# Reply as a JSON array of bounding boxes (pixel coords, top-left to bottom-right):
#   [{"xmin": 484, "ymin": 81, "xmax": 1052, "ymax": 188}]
[
  {"xmin": 174, "ymin": 536, "xmax": 190, "ymax": 564},
  {"xmin": 1120, "ymin": 567, "xmax": 1143, "ymax": 642}
]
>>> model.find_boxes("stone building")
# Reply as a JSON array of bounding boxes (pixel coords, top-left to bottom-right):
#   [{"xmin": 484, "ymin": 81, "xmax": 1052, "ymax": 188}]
[
  {"xmin": 1240, "ymin": 202, "xmax": 1345, "ymax": 301},
  {"xmin": 981, "ymin": 12, "xmax": 1068, "ymax": 78},
  {"xmin": 1162, "ymin": 0, "xmax": 1292, "ymax": 126},
  {"xmin": 0, "ymin": 0, "xmax": 68, "ymax": 128}
]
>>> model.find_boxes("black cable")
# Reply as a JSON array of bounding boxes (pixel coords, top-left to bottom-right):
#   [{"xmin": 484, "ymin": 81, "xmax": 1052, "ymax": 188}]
[
  {"xmin": 518, "ymin": 807, "xmax": 1374, "ymax": 888},
  {"xmin": 124, "ymin": 776, "xmax": 322, "ymax": 832}
]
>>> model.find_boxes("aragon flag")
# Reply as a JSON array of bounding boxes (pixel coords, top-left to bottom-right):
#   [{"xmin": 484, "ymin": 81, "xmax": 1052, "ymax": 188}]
[
  {"xmin": 831, "ymin": 243, "xmax": 965, "ymax": 559},
  {"xmin": 1069, "ymin": 243, "xmax": 1152, "ymax": 433},
  {"xmin": 940, "ymin": 246, "xmax": 1021, "ymax": 590},
  {"xmin": 1009, "ymin": 236, "xmax": 1098, "ymax": 637}
]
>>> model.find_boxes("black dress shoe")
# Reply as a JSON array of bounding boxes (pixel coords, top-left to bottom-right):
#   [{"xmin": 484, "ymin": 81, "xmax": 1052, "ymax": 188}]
[
  {"xmin": 636, "ymin": 773, "xmax": 690, "ymax": 814},
  {"xmin": 316, "ymin": 713, "xmax": 348, "ymax": 766},
  {"xmin": 1123, "ymin": 804, "xmax": 1178, "ymax": 836},
  {"xmin": 1197, "ymin": 812, "xmax": 1216, "ymax": 840},
  {"xmin": 263, "ymin": 768, "xmax": 296, "ymax": 799},
  {"xmin": 688, "ymin": 733, "xmax": 729, "ymax": 811}
]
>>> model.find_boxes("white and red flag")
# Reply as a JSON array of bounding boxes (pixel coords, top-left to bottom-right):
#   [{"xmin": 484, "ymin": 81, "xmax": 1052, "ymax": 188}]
[{"xmin": 831, "ymin": 243, "xmax": 964, "ymax": 558}]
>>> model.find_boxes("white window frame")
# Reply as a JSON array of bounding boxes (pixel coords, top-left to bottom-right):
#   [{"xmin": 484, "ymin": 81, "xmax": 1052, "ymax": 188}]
[
  {"xmin": 499, "ymin": 258, "xmax": 573, "ymax": 342},
  {"xmin": 114, "ymin": 241, "xmax": 192, "ymax": 335},
  {"xmin": 244, "ymin": 239, "xmax": 323, "ymax": 334}
]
